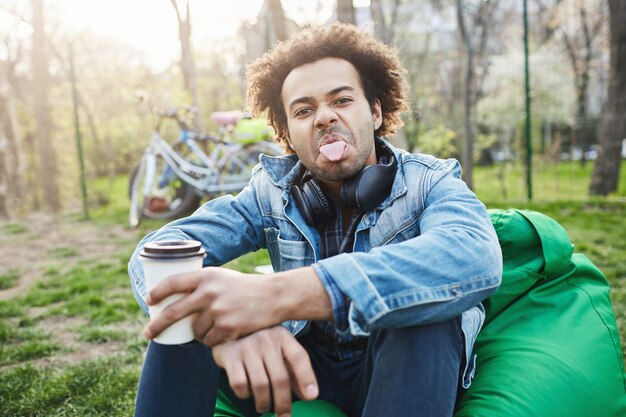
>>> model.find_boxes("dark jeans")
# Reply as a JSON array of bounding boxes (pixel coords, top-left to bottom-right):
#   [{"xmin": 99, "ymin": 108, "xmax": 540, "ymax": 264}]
[{"xmin": 134, "ymin": 318, "xmax": 463, "ymax": 417}]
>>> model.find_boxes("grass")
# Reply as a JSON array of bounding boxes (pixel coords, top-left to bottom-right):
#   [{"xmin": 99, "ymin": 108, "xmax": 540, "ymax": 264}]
[
  {"xmin": 3, "ymin": 223, "xmax": 28, "ymax": 235},
  {"xmin": 0, "ymin": 270, "xmax": 20, "ymax": 290},
  {"xmin": 473, "ymin": 158, "xmax": 626, "ymax": 202},
  {"xmin": 0, "ymin": 361, "xmax": 140, "ymax": 416},
  {"xmin": 1, "ymin": 160, "xmax": 624, "ymax": 416}
]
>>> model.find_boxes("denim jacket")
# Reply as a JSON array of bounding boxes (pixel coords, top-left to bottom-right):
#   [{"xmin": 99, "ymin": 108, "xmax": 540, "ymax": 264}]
[{"xmin": 129, "ymin": 138, "xmax": 502, "ymax": 388}]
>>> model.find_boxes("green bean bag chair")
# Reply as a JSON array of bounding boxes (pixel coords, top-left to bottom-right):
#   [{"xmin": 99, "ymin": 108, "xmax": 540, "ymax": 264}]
[
  {"xmin": 214, "ymin": 387, "xmax": 345, "ymax": 417},
  {"xmin": 455, "ymin": 209, "xmax": 626, "ymax": 417},
  {"xmin": 214, "ymin": 209, "xmax": 626, "ymax": 416}
]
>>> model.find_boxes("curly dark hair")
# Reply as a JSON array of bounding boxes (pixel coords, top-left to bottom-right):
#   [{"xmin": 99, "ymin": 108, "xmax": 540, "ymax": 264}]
[{"xmin": 246, "ymin": 23, "xmax": 409, "ymax": 153}]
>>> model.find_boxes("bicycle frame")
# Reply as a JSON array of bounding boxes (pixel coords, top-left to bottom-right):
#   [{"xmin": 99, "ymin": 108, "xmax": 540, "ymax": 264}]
[
  {"xmin": 129, "ymin": 99, "xmax": 283, "ymax": 227},
  {"xmin": 141, "ymin": 129, "xmax": 259, "ymax": 196}
]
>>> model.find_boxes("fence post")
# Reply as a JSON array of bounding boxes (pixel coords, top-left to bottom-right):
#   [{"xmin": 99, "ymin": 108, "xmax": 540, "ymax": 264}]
[{"xmin": 523, "ymin": 0, "xmax": 533, "ymax": 200}]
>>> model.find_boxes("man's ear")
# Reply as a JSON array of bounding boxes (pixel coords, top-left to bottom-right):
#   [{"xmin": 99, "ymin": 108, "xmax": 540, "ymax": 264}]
[{"xmin": 372, "ymin": 99, "xmax": 383, "ymax": 130}]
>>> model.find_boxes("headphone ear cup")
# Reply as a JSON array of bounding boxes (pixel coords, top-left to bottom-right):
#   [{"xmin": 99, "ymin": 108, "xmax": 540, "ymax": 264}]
[
  {"xmin": 341, "ymin": 167, "xmax": 369, "ymax": 209},
  {"xmin": 290, "ymin": 185, "xmax": 317, "ymax": 226},
  {"xmin": 291, "ymin": 176, "xmax": 334, "ymax": 227},
  {"xmin": 340, "ymin": 152, "xmax": 397, "ymax": 211}
]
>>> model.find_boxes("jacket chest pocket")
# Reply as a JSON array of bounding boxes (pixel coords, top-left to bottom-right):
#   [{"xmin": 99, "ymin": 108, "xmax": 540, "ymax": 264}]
[
  {"xmin": 264, "ymin": 227, "xmax": 315, "ymax": 272},
  {"xmin": 369, "ymin": 213, "xmax": 421, "ymax": 247}
]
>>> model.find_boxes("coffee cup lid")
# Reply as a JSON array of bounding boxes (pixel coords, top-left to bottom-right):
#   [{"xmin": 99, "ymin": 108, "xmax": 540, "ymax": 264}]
[{"xmin": 140, "ymin": 240, "xmax": 206, "ymax": 259}]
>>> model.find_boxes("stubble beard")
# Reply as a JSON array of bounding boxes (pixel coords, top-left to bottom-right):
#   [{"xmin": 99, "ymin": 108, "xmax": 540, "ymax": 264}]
[{"xmin": 309, "ymin": 123, "xmax": 375, "ymax": 182}]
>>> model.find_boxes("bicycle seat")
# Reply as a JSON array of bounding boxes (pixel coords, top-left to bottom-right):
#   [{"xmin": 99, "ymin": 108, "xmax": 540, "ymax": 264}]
[{"xmin": 211, "ymin": 110, "xmax": 244, "ymax": 127}]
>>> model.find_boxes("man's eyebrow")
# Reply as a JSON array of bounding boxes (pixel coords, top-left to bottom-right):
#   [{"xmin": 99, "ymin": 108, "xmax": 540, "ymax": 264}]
[
  {"xmin": 326, "ymin": 85, "xmax": 355, "ymax": 97},
  {"xmin": 287, "ymin": 96, "xmax": 314, "ymax": 111},
  {"xmin": 287, "ymin": 85, "xmax": 356, "ymax": 111}
]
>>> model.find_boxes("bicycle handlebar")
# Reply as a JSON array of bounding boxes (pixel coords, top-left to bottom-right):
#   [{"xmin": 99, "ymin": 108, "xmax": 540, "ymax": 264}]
[
  {"xmin": 135, "ymin": 91, "xmax": 199, "ymax": 131},
  {"xmin": 151, "ymin": 106, "xmax": 199, "ymax": 131},
  {"xmin": 193, "ymin": 132, "xmax": 231, "ymax": 145},
  {"xmin": 136, "ymin": 91, "xmax": 248, "ymax": 144}
]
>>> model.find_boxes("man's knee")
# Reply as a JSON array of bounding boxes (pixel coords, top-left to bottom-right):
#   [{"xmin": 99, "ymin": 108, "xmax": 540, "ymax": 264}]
[{"xmin": 369, "ymin": 317, "xmax": 463, "ymax": 359}]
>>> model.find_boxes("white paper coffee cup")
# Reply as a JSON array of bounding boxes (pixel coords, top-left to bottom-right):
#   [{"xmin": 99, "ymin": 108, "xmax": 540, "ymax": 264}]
[{"xmin": 140, "ymin": 240, "xmax": 206, "ymax": 345}]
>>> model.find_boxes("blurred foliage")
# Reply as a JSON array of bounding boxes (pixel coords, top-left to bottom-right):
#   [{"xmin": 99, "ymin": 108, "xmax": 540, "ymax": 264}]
[
  {"xmin": 0, "ymin": 0, "xmax": 619, "ymax": 216},
  {"xmin": 416, "ymin": 124, "xmax": 458, "ymax": 158}
]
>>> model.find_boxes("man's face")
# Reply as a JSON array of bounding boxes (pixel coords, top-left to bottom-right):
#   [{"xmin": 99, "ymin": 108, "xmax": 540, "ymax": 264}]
[{"xmin": 281, "ymin": 57, "xmax": 382, "ymax": 186}]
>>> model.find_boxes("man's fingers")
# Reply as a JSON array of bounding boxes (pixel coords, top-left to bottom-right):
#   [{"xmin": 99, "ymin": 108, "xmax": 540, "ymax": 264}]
[
  {"xmin": 213, "ymin": 344, "xmax": 252, "ymax": 399},
  {"xmin": 192, "ymin": 311, "xmax": 213, "ymax": 341},
  {"xmin": 282, "ymin": 338, "xmax": 318, "ymax": 400},
  {"xmin": 243, "ymin": 354, "xmax": 272, "ymax": 414},
  {"xmin": 143, "ymin": 296, "xmax": 195, "ymax": 340},
  {"xmin": 202, "ymin": 327, "xmax": 232, "ymax": 347},
  {"xmin": 146, "ymin": 269, "xmax": 203, "ymax": 305},
  {"xmin": 225, "ymin": 360, "xmax": 251, "ymax": 400},
  {"xmin": 263, "ymin": 344, "xmax": 293, "ymax": 417},
  {"xmin": 265, "ymin": 357, "xmax": 292, "ymax": 416}
]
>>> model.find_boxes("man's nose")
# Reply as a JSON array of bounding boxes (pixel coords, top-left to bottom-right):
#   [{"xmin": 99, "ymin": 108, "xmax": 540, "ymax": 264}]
[{"xmin": 314, "ymin": 106, "xmax": 338, "ymax": 130}]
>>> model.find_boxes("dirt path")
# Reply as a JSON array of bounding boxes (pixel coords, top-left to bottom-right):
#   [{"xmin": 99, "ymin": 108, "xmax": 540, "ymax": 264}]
[
  {"xmin": 0, "ymin": 213, "xmax": 144, "ymax": 368},
  {"xmin": 1, "ymin": 213, "xmax": 136, "ymax": 299}
]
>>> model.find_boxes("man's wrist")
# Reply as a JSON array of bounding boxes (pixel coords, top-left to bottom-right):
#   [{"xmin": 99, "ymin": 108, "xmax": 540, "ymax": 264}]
[
  {"xmin": 313, "ymin": 263, "xmax": 350, "ymax": 331},
  {"xmin": 271, "ymin": 267, "xmax": 333, "ymax": 322}
]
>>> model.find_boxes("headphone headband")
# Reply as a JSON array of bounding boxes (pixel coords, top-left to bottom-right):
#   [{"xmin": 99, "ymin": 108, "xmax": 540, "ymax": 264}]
[{"xmin": 290, "ymin": 142, "xmax": 397, "ymax": 226}]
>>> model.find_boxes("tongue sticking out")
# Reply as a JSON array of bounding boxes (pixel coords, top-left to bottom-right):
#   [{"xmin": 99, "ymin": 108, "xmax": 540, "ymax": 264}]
[{"xmin": 319, "ymin": 141, "xmax": 347, "ymax": 162}]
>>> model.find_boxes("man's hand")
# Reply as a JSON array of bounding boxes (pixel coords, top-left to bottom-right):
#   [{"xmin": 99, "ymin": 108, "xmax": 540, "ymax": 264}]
[
  {"xmin": 143, "ymin": 266, "xmax": 332, "ymax": 346},
  {"xmin": 212, "ymin": 326, "xmax": 319, "ymax": 416}
]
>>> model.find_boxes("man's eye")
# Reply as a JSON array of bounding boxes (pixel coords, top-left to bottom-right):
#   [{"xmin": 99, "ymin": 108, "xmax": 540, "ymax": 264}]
[
  {"xmin": 294, "ymin": 108, "xmax": 312, "ymax": 117},
  {"xmin": 334, "ymin": 97, "xmax": 352, "ymax": 105}
]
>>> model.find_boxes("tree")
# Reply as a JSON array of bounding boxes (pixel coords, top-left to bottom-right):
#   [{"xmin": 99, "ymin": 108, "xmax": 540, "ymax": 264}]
[
  {"xmin": 268, "ymin": 0, "xmax": 288, "ymax": 42},
  {"xmin": 170, "ymin": 0, "xmax": 202, "ymax": 130},
  {"xmin": 589, "ymin": 0, "xmax": 625, "ymax": 195},
  {"xmin": 564, "ymin": 2, "xmax": 605, "ymax": 166},
  {"xmin": 337, "ymin": 0, "xmax": 355, "ymax": 24},
  {"xmin": 0, "ymin": 76, "xmax": 24, "ymax": 218},
  {"xmin": 536, "ymin": 0, "xmax": 605, "ymax": 166},
  {"xmin": 0, "ymin": 6, "xmax": 28, "ymax": 218},
  {"xmin": 370, "ymin": 0, "xmax": 402, "ymax": 44},
  {"xmin": 455, "ymin": 0, "xmax": 498, "ymax": 189},
  {"xmin": 32, "ymin": 0, "xmax": 60, "ymax": 212}
]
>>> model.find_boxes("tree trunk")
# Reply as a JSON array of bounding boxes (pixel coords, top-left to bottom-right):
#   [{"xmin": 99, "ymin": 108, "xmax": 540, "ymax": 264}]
[
  {"xmin": 563, "ymin": 2, "xmax": 594, "ymax": 168},
  {"xmin": 337, "ymin": 0, "xmax": 355, "ymax": 25},
  {"xmin": 0, "ymin": 88, "xmax": 13, "ymax": 218},
  {"xmin": 577, "ymin": 4, "xmax": 592, "ymax": 167},
  {"xmin": 589, "ymin": 0, "xmax": 625, "ymax": 195},
  {"xmin": 32, "ymin": 0, "xmax": 60, "ymax": 212},
  {"xmin": 268, "ymin": 0, "xmax": 287, "ymax": 42},
  {"xmin": 170, "ymin": 0, "xmax": 203, "ymax": 130},
  {"xmin": 456, "ymin": 0, "xmax": 474, "ymax": 190}
]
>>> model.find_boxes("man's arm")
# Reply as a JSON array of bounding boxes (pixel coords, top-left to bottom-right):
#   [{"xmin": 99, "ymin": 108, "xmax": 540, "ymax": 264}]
[
  {"xmin": 129, "ymin": 174, "xmax": 267, "ymax": 315},
  {"xmin": 143, "ymin": 266, "xmax": 332, "ymax": 345},
  {"xmin": 314, "ymin": 158, "xmax": 503, "ymax": 335}
]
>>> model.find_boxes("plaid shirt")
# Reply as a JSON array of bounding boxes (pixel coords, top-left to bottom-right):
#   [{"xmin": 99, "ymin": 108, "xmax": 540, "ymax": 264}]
[{"xmin": 309, "ymin": 193, "xmax": 368, "ymax": 362}]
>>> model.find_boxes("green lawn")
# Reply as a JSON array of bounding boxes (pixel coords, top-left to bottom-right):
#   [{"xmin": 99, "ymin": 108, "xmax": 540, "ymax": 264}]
[{"xmin": 0, "ymin": 161, "xmax": 624, "ymax": 416}]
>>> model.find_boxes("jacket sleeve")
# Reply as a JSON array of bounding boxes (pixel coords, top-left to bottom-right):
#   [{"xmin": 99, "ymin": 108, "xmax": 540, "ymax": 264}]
[
  {"xmin": 314, "ymin": 159, "xmax": 503, "ymax": 336},
  {"xmin": 128, "ymin": 170, "xmax": 267, "ymax": 314}
]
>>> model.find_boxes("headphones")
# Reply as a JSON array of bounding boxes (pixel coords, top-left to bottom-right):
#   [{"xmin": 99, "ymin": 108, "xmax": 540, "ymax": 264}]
[{"xmin": 290, "ymin": 142, "xmax": 397, "ymax": 227}]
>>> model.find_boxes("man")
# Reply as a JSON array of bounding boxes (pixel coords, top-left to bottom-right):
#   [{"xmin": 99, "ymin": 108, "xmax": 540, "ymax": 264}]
[{"xmin": 129, "ymin": 23, "xmax": 502, "ymax": 417}]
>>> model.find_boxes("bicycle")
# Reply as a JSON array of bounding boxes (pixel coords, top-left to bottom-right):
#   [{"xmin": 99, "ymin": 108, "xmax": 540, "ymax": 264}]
[{"xmin": 128, "ymin": 97, "xmax": 283, "ymax": 228}]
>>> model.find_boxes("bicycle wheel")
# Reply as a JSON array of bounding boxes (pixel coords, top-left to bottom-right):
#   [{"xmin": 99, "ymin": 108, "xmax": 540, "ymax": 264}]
[
  {"xmin": 128, "ymin": 160, "xmax": 146, "ymax": 228},
  {"xmin": 128, "ymin": 154, "xmax": 201, "ymax": 227}
]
